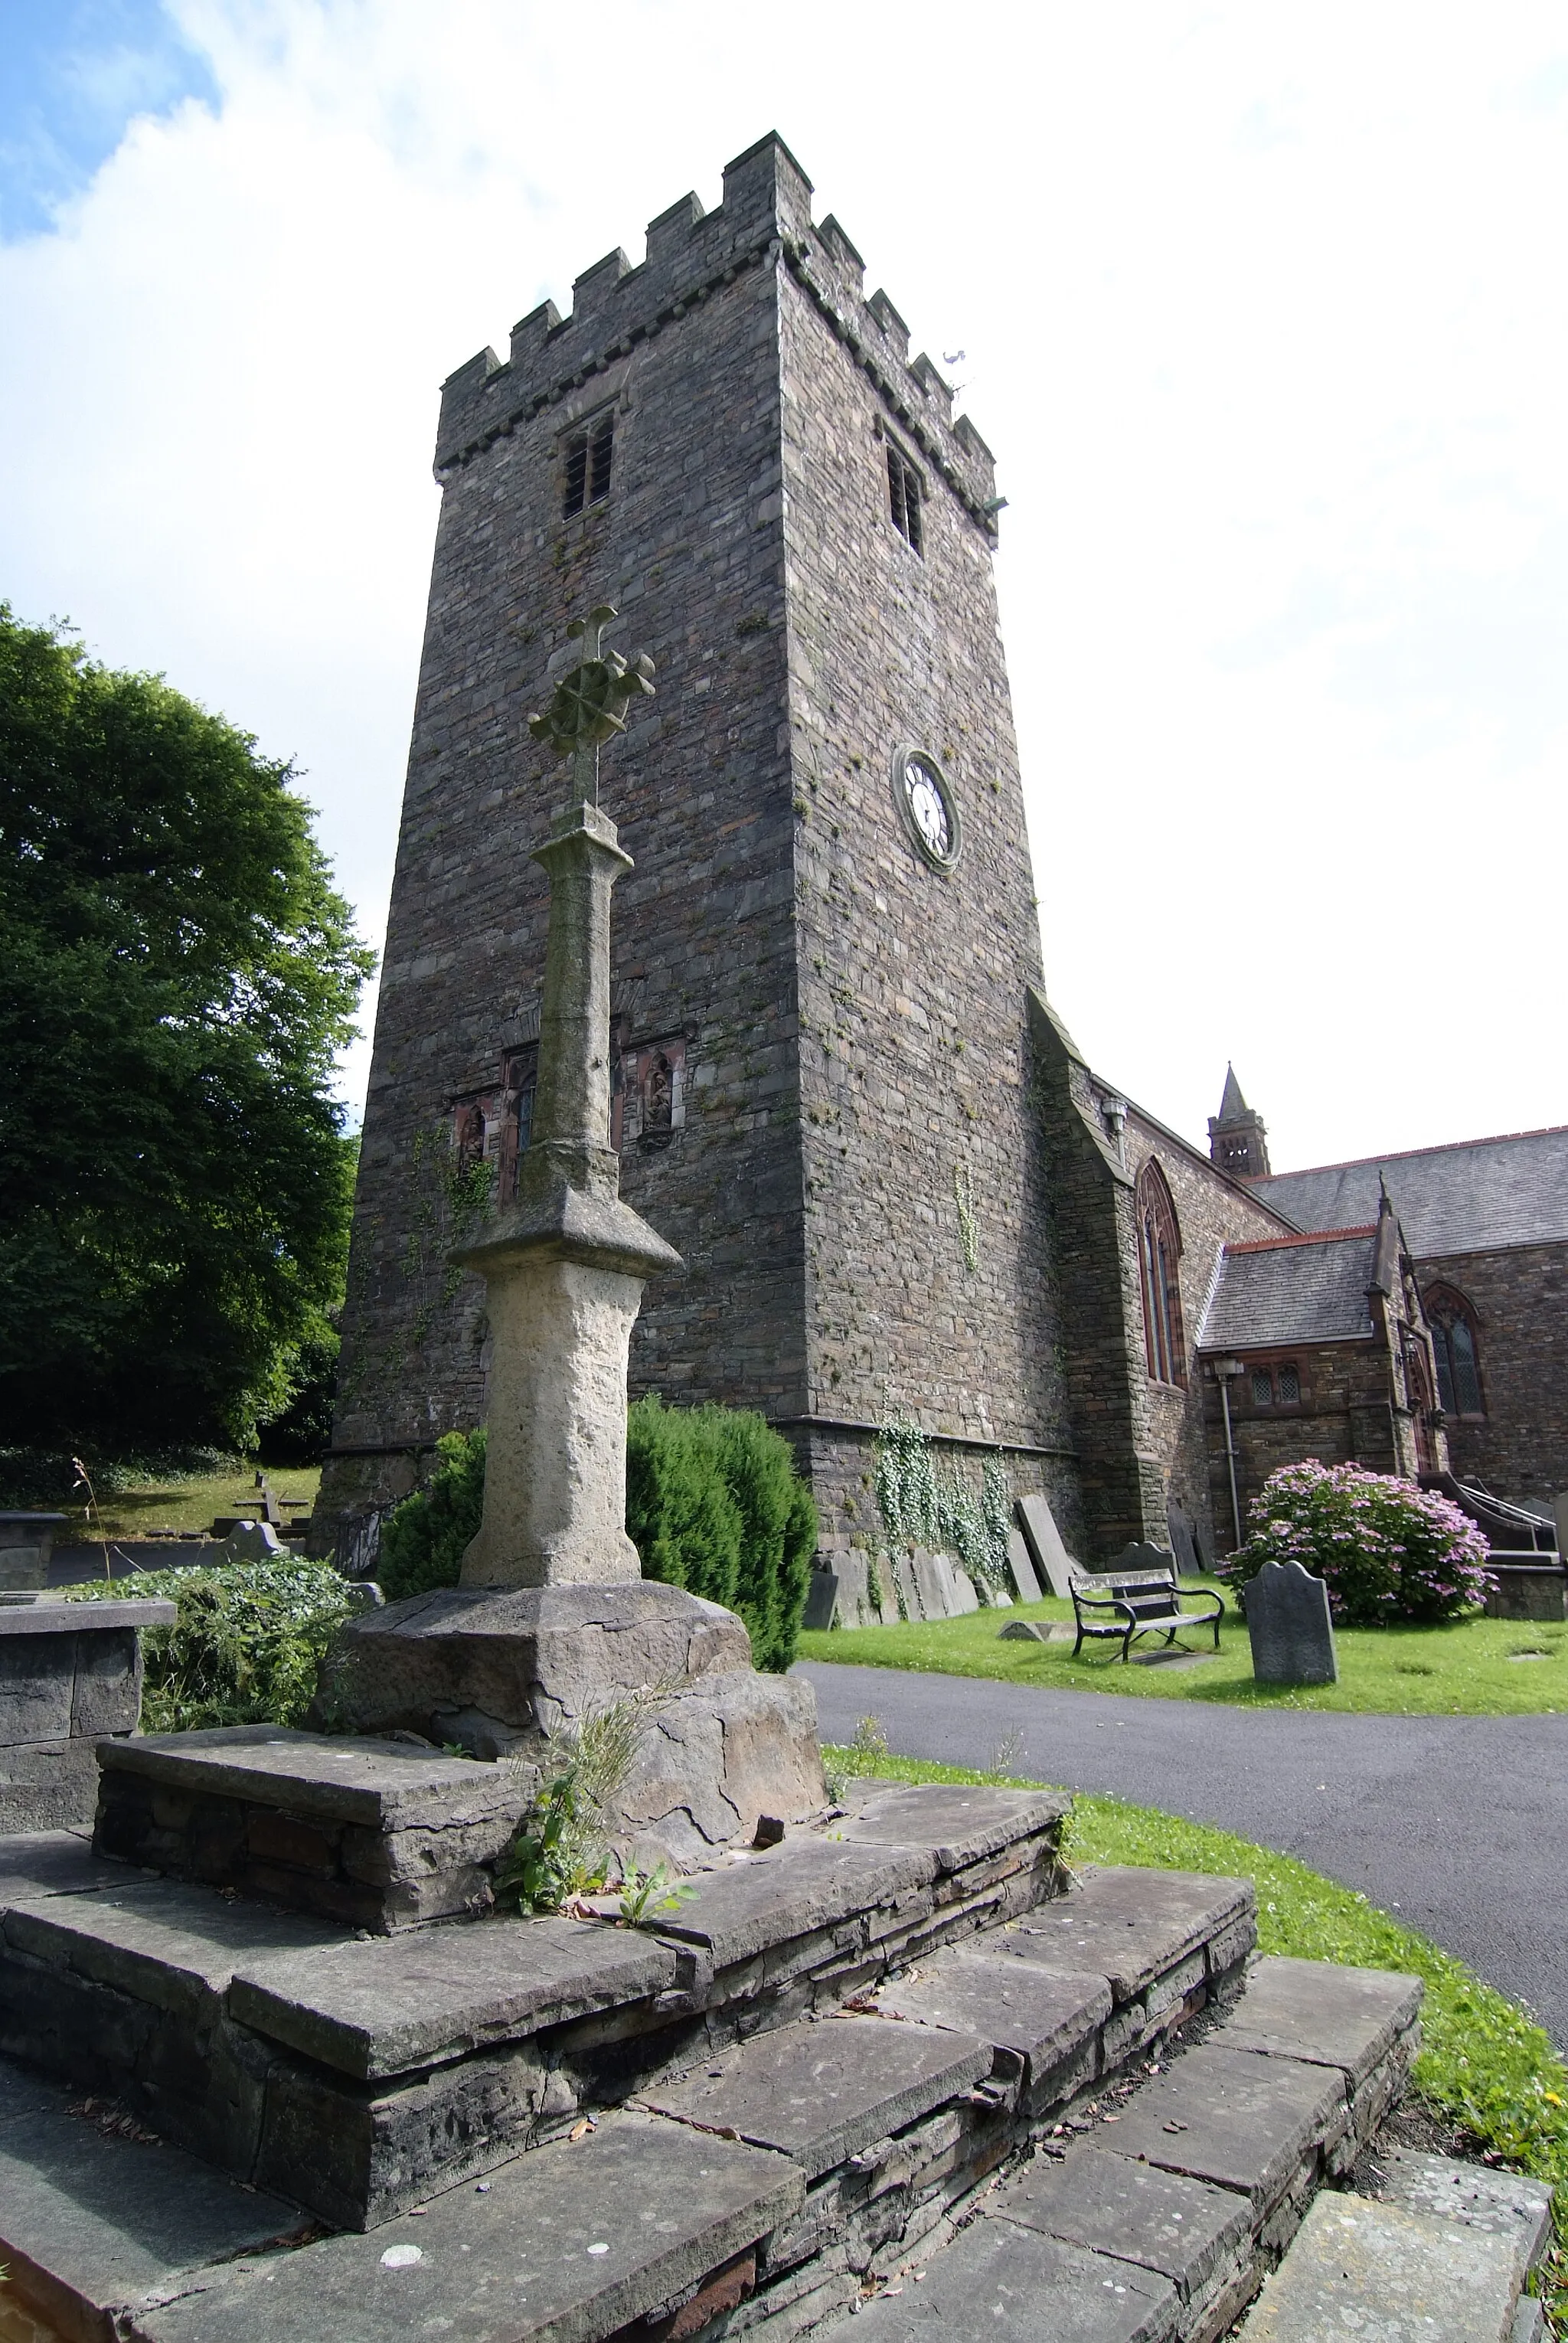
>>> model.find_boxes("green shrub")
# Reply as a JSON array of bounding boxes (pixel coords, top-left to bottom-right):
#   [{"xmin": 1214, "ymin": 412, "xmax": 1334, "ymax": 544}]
[
  {"xmin": 377, "ymin": 1428, "xmax": 487, "ymax": 1600},
  {"xmin": 67, "ymin": 1557, "xmax": 354, "ymax": 1732},
  {"xmin": 377, "ymin": 1400, "xmax": 818, "ymax": 1671},
  {"xmin": 1221, "ymin": 1460, "xmax": 1494, "ymax": 1626}
]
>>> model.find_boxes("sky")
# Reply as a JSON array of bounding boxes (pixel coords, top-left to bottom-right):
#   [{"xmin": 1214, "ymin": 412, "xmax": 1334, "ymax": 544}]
[{"xmin": 2, "ymin": 1, "xmax": 1565, "ymax": 1172}]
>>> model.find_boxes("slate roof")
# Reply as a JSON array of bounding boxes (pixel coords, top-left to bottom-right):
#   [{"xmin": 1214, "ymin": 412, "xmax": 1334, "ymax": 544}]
[
  {"xmin": 1197, "ymin": 1227, "xmax": 1381, "ymax": 1353},
  {"xmin": 1252, "ymin": 1127, "xmax": 1568, "ymax": 1256}
]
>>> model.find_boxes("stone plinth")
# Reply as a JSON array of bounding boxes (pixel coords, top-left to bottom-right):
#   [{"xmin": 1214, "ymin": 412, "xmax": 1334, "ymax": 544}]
[
  {"xmin": 0, "ymin": 1595, "xmax": 175, "ymax": 1832},
  {"xmin": 320, "ymin": 1582, "xmax": 828, "ymax": 1867},
  {"xmin": 93, "ymin": 1726, "xmax": 531, "ymax": 1931},
  {"xmin": 0, "ymin": 1515, "xmax": 68, "ymax": 1592}
]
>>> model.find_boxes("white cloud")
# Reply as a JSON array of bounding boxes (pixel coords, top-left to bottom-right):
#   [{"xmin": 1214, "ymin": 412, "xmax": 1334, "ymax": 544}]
[{"xmin": 2, "ymin": 0, "xmax": 1565, "ymax": 1162}]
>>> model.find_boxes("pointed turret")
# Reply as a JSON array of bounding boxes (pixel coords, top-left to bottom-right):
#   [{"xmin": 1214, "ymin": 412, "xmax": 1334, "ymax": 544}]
[{"xmin": 1208, "ymin": 1064, "xmax": 1271, "ymax": 1179}]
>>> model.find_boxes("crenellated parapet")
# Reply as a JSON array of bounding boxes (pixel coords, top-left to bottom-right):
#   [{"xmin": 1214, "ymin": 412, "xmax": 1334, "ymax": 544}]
[{"xmin": 433, "ymin": 131, "xmax": 1001, "ymax": 537}]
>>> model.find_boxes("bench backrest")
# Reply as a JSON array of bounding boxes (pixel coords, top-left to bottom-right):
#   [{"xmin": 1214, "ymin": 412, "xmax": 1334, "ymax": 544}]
[{"xmin": 1070, "ymin": 1567, "xmax": 1178, "ymax": 1601}]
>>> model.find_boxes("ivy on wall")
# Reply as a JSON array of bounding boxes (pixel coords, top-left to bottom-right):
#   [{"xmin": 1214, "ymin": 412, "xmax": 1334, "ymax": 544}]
[{"xmin": 873, "ymin": 1415, "xmax": 1011, "ymax": 1598}]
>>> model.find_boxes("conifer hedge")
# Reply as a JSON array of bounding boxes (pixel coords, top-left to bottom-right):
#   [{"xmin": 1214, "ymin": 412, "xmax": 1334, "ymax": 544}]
[{"xmin": 377, "ymin": 1399, "xmax": 817, "ymax": 1672}]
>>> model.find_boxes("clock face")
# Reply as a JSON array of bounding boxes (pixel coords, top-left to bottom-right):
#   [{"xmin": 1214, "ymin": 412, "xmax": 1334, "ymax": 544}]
[{"xmin": 893, "ymin": 749, "xmax": 962, "ymax": 869}]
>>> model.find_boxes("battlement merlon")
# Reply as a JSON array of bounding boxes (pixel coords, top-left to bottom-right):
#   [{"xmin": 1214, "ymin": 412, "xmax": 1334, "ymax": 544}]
[{"xmin": 433, "ymin": 132, "xmax": 1001, "ymax": 535}]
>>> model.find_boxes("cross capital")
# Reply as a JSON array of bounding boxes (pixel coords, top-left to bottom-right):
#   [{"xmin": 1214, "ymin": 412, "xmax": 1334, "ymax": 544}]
[{"xmin": 528, "ymin": 603, "xmax": 656, "ymax": 806}]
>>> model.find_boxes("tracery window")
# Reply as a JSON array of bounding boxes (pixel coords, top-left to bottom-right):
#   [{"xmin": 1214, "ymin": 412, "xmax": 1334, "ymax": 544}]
[
  {"xmin": 1426, "ymin": 1287, "xmax": 1485, "ymax": 1417},
  {"xmin": 1135, "ymin": 1159, "xmax": 1186, "ymax": 1387}
]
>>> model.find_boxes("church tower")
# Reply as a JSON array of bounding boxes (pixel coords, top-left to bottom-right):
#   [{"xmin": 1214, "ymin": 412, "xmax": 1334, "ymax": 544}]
[
  {"xmin": 1207, "ymin": 1067, "xmax": 1272, "ymax": 1180},
  {"xmin": 322, "ymin": 135, "xmax": 1073, "ymax": 1554}
]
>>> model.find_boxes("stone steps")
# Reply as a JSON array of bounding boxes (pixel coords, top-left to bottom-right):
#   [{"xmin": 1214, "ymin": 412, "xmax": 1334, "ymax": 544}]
[
  {"xmin": 1235, "ymin": 2150, "xmax": 1554, "ymax": 2341},
  {"xmin": 0, "ymin": 1779, "xmax": 1073, "ymax": 2228}
]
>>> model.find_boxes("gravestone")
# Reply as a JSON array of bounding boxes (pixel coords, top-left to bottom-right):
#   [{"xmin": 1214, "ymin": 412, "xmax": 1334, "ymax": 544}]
[
  {"xmin": 1017, "ymin": 1495, "xmax": 1076, "ymax": 1600},
  {"xmin": 1245, "ymin": 1560, "xmax": 1338, "ymax": 1686},
  {"xmin": 1166, "ymin": 1502, "xmax": 1201, "ymax": 1577},
  {"xmin": 223, "ymin": 1521, "xmax": 285, "ymax": 1566},
  {"xmin": 802, "ymin": 1570, "xmax": 838, "ymax": 1631},
  {"xmin": 1006, "ymin": 1528, "xmax": 1042, "ymax": 1604},
  {"xmin": 1111, "ymin": 1541, "xmax": 1174, "ymax": 1574}
]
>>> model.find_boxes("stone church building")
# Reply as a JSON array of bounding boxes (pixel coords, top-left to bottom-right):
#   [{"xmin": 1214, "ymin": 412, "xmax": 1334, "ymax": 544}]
[{"xmin": 321, "ymin": 133, "xmax": 1562, "ymax": 1573}]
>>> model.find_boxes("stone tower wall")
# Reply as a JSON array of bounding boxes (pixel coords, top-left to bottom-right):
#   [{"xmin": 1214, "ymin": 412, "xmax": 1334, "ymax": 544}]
[{"xmin": 323, "ymin": 135, "xmax": 1073, "ymax": 1552}]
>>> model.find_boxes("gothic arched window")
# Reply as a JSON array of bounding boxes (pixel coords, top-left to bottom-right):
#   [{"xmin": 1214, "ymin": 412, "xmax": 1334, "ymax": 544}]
[
  {"xmin": 1135, "ymin": 1160, "xmax": 1186, "ymax": 1387},
  {"xmin": 1426, "ymin": 1286, "xmax": 1485, "ymax": 1417}
]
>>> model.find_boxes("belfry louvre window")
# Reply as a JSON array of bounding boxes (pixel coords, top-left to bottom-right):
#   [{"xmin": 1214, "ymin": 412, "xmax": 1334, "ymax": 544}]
[
  {"xmin": 564, "ymin": 410, "xmax": 614, "ymax": 518},
  {"xmin": 887, "ymin": 441, "xmax": 923, "ymax": 553},
  {"xmin": 1135, "ymin": 1159, "xmax": 1185, "ymax": 1387},
  {"xmin": 1427, "ymin": 1287, "xmax": 1485, "ymax": 1417}
]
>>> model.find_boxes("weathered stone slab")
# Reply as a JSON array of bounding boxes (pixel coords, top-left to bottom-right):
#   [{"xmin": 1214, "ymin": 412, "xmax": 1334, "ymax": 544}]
[
  {"xmin": 1003, "ymin": 1866, "xmax": 1253, "ymax": 2003},
  {"xmin": 640, "ymin": 2011, "xmax": 989, "ymax": 2178},
  {"xmin": 874, "ymin": 1949, "xmax": 1109, "ymax": 2094},
  {"xmin": 999, "ymin": 2140, "xmax": 1251, "ymax": 2305},
  {"xmin": 849, "ymin": 2211, "xmax": 1178, "ymax": 2341},
  {"xmin": 1106, "ymin": 2044, "xmax": 1344, "ymax": 2211},
  {"xmin": 229, "ymin": 1913, "xmax": 680, "ymax": 2080},
  {"xmin": 802, "ymin": 1571, "xmax": 838, "ymax": 1630},
  {"xmin": 94, "ymin": 1727, "xmax": 531, "ymax": 1930},
  {"xmin": 1222, "ymin": 1955, "xmax": 1421, "ymax": 2086},
  {"xmin": 0, "ymin": 1740, "xmax": 106, "ymax": 1835},
  {"xmin": 0, "ymin": 1828, "xmax": 157, "ymax": 1905},
  {"xmin": 652, "ymin": 1836, "xmax": 937, "ymax": 1970},
  {"xmin": 1017, "ymin": 1495, "xmax": 1077, "ymax": 1600},
  {"xmin": 1006, "ymin": 1527, "xmax": 1042, "ymax": 1603},
  {"xmin": 96, "ymin": 1726, "xmax": 521, "ymax": 1829},
  {"xmin": 0, "ymin": 2059, "xmax": 309, "ymax": 2343},
  {"xmin": 1, "ymin": 1876, "xmax": 344, "ymax": 2025},
  {"xmin": 1237, "ymin": 2187, "xmax": 1521, "ymax": 2342},
  {"xmin": 835, "ymin": 1780, "xmax": 1068, "ymax": 1874},
  {"xmin": 1244, "ymin": 1562, "xmax": 1338, "ymax": 1686},
  {"xmin": 136, "ymin": 2111, "xmax": 804, "ymax": 2343},
  {"xmin": 609, "ymin": 1667, "xmax": 827, "ymax": 1870},
  {"xmin": 1370, "ymin": 2149, "xmax": 1554, "ymax": 2287}
]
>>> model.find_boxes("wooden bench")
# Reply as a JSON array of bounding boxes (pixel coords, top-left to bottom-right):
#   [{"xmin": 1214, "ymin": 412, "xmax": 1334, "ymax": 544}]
[{"xmin": 1068, "ymin": 1553, "xmax": 1225, "ymax": 1663}]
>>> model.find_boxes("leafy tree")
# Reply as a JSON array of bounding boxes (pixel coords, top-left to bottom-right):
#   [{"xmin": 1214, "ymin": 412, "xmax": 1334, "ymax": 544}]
[{"xmin": 0, "ymin": 607, "xmax": 373, "ymax": 1455}]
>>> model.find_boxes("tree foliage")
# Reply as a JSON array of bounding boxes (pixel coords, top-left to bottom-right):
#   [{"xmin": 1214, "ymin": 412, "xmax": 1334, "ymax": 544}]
[
  {"xmin": 377, "ymin": 1400, "xmax": 818, "ymax": 1671},
  {"xmin": 0, "ymin": 608, "xmax": 373, "ymax": 1454}
]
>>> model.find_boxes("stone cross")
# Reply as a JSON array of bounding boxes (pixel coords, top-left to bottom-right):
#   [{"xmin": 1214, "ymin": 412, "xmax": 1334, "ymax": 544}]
[{"xmin": 452, "ymin": 608, "xmax": 681, "ymax": 1590}]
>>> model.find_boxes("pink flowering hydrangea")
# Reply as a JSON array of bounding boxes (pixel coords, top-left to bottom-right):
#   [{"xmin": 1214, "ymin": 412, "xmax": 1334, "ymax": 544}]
[{"xmin": 1220, "ymin": 1461, "xmax": 1494, "ymax": 1626}]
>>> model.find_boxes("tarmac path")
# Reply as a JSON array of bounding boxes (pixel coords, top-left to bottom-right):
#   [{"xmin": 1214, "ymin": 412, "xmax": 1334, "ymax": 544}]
[{"xmin": 796, "ymin": 1660, "xmax": 1568, "ymax": 2051}]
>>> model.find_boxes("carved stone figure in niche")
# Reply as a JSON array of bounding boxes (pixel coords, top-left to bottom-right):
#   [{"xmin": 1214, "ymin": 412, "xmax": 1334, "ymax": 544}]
[
  {"xmin": 642, "ymin": 1054, "xmax": 674, "ymax": 1149},
  {"xmin": 454, "ymin": 1101, "xmax": 485, "ymax": 1175}
]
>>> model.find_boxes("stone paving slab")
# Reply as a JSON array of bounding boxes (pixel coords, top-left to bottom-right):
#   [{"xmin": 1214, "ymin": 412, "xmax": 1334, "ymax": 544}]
[
  {"xmin": 1369, "ymin": 2147, "xmax": 1554, "ymax": 2286},
  {"xmin": 1236, "ymin": 2187, "xmax": 1521, "ymax": 2342},
  {"xmin": 652, "ymin": 1838, "xmax": 937, "ymax": 1970},
  {"xmin": 833, "ymin": 1783, "xmax": 1068, "ymax": 1873},
  {"xmin": 0, "ymin": 1830, "xmax": 159, "ymax": 1907},
  {"xmin": 0, "ymin": 2057, "xmax": 309, "ymax": 2343},
  {"xmin": 873, "ymin": 1949, "xmax": 1110, "ymax": 2090},
  {"xmin": 1102, "ymin": 2045, "xmax": 1344, "ymax": 2212},
  {"xmin": 639, "ymin": 2011, "xmax": 991, "ymax": 2179},
  {"xmin": 1, "ymin": 1877, "xmax": 345, "ymax": 2021},
  {"xmin": 1001, "ymin": 1867, "xmax": 1253, "ymax": 2004},
  {"xmin": 844, "ymin": 2213, "xmax": 1178, "ymax": 2341},
  {"xmin": 998, "ymin": 2140, "xmax": 1252, "ymax": 2304},
  {"xmin": 1220, "ymin": 1955, "xmax": 1422, "ymax": 2085},
  {"xmin": 136, "ymin": 2111, "xmax": 804, "ymax": 2343},
  {"xmin": 229, "ymin": 1915, "xmax": 681, "ymax": 2080},
  {"xmin": 96, "ymin": 1725, "xmax": 523, "ymax": 1828}
]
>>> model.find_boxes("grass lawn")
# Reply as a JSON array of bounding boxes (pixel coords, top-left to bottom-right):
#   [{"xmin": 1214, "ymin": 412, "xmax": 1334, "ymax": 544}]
[
  {"xmin": 825, "ymin": 1734, "xmax": 1567, "ymax": 2324},
  {"xmin": 61, "ymin": 1464, "xmax": 322, "ymax": 1542},
  {"xmin": 799, "ymin": 1584, "xmax": 1568, "ymax": 1714}
]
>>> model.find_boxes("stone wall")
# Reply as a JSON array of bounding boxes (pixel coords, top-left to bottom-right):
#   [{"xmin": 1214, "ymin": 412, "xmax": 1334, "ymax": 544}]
[{"xmin": 1416, "ymin": 1241, "xmax": 1568, "ymax": 1508}]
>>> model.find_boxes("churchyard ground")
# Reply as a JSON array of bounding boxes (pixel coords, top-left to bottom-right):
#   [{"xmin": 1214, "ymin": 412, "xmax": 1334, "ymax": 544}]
[
  {"xmin": 799, "ymin": 1586, "xmax": 1568, "ymax": 1715},
  {"xmin": 38, "ymin": 1462, "xmax": 322, "ymax": 1545}
]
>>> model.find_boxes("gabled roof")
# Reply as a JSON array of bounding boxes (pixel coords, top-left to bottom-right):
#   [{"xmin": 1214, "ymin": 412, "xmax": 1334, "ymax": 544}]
[
  {"xmin": 1252, "ymin": 1126, "xmax": 1568, "ymax": 1256},
  {"xmin": 1197, "ymin": 1225, "xmax": 1383, "ymax": 1352}
]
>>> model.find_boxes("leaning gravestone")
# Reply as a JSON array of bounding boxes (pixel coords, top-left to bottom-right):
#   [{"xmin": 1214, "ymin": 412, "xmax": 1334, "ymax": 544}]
[
  {"xmin": 1245, "ymin": 1559, "xmax": 1338, "ymax": 1685},
  {"xmin": 1016, "ymin": 1494, "xmax": 1076, "ymax": 1600},
  {"xmin": 1005, "ymin": 1528, "xmax": 1042, "ymax": 1604}
]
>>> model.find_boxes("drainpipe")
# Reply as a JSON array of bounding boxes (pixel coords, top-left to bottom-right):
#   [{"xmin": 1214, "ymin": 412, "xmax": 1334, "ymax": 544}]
[{"xmin": 1212, "ymin": 1359, "xmax": 1246, "ymax": 1554}]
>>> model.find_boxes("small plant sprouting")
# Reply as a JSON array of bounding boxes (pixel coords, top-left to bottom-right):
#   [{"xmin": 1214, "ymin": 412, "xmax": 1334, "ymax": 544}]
[
  {"xmin": 495, "ymin": 1684, "xmax": 675, "ymax": 1916},
  {"xmin": 616, "ymin": 1863, "xmax": 696, "ymax": 1926}
]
